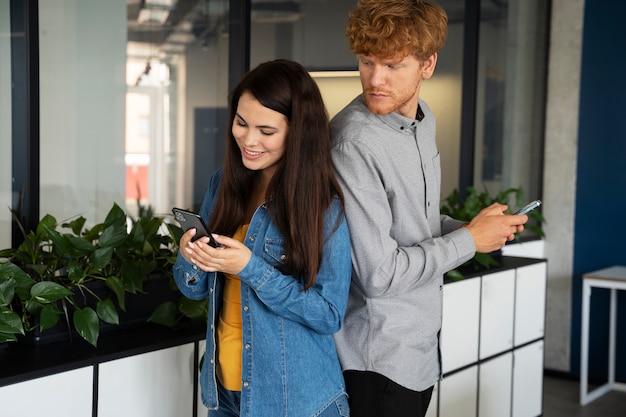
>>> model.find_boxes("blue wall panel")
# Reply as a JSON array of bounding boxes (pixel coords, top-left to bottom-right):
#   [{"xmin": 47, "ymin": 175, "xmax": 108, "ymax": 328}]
[{"xmin": 571, "ymin": 0, "xmax": 626, "ymax": 379}]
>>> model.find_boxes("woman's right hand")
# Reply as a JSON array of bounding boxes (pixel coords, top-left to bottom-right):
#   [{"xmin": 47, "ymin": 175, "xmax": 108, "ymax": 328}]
[
  {"xmin": 178, "ymin": 228, "xmax": 211, "ymax": 264},
  {"xmin": 180, "ymin": 231, "xmax": 252, "ymax": 275}
]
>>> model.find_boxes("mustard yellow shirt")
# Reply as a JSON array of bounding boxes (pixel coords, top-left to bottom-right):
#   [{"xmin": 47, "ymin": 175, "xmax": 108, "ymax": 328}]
[{"xmin": 216, "ymin": 224, "xmax": 248, "ymax": 391}]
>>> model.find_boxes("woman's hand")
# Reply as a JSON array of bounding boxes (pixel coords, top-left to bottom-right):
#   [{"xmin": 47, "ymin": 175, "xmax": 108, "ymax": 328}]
[{"xmin": 181, "ymin": 230, "xmax": 252, "ymax": 275}]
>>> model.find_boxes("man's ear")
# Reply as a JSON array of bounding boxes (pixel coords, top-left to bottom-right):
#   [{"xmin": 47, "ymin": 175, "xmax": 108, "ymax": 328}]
[{"xmin": 421, "ymin": 53, "xmax": 438, "ymax": 80}]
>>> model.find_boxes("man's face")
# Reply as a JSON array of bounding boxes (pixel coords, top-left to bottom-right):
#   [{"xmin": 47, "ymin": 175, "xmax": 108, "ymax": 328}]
[{"xmin": 357, "ymin": 53, "xmax": 437, "ymax": 118}]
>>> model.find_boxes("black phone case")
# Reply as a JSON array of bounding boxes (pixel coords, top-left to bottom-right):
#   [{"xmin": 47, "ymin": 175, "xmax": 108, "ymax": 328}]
[{"xmin": 172, "ymin": 208, "xmax": 218, "ymax": 246}]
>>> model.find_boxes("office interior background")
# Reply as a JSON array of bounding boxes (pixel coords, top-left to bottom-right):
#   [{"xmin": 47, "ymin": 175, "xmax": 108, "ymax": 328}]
[{"xmin": 1, "ymin": 0, "xmax": 625, "ymax": 386}]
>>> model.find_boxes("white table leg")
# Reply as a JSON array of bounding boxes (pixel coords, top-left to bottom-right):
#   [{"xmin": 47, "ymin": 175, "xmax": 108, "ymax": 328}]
[
  {"xmin": 609, "ymin": 288, "xmax": 616, "ymax": 386},
  {"xmin": 580, "ymin": 281, "xmax": 591, "ymax": 405}
]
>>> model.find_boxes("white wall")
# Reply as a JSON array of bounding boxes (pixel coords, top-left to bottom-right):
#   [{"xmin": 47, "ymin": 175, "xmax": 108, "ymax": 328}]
[
  {"xmin": 38, "ymin": 0, "xmax": 127, "ymax": 224},
  {"xmin": 421, "ymin": 21, "xmax": 464, "ymax": 200}
]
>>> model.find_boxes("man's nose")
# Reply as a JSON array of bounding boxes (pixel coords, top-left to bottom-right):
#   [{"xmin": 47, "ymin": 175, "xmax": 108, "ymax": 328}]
[{"xmin": 369, "ymin": 65, "xmax": 386, "ymax": 87}]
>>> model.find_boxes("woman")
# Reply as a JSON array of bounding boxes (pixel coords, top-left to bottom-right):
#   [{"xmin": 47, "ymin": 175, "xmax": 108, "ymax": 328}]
[{"xmin": 173, "ymin": 59, "xmax": 351, "ymax": 417}]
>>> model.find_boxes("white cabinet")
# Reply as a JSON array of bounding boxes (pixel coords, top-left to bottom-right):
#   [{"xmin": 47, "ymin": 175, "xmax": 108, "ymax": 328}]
[
  {"xmin": 98, "ymin": 343, "xmax": 196, "ymax": 417},
  {"xmin": 514, "ymin": 263, "xmax": 547, "ymax": 346},
  {"xmin": 439, "ymin": 259, "xmax": 546, "ymax": 417},
  {"xmin": 441, "ymin": 278, "xmax": 481, "ymax": 373},
  {"xmin": 478, "ymin": 353, "xmax": 513, "ymax": 417},
  {"xmin": 0, "ymin": 367, "xmax": 93, "ymax": 417},
  {"xmin": 425, "ymin": 382, "xmax": 438, "ymax": 417},
  {"xmin": 439, "ymin": 366, "xmax": 478, "ymax": 417},
  {"xmin": 512, "ymin": 341, "xmax": 544, "ymax": 417},
  {"xmin": 480, "ymin": 269, "xmax": 515, "ymax": 359},
  {"xmin": 0, "ymin": 327, "xmax": 206, "ymax": 417}
]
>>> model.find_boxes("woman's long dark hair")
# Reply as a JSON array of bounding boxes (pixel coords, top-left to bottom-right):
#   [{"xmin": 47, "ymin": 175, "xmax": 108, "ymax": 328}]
[{"xmin": 208, "ymin": 59, "xmax": 344, "ymax": 290}]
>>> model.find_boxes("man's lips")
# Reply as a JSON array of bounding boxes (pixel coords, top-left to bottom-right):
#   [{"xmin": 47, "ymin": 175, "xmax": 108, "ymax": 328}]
[{"xmin": 366, "ymin": 90, "xmax": 390, "ymax": 99}]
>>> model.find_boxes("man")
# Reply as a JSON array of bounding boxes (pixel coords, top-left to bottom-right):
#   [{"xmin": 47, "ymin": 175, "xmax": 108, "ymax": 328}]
[{"xmin": 330, "ymin": 1, "xmax": 528, "ymax": 416}]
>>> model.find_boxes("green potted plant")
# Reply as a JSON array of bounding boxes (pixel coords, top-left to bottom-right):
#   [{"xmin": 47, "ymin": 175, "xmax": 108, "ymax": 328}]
[
  {"xmin": 440, "ymin": 186, "xmax": 545, "ymax": 281},
  {"xmin": 0, "ymin": 203, "xmax": 206, "ymax": 347}
]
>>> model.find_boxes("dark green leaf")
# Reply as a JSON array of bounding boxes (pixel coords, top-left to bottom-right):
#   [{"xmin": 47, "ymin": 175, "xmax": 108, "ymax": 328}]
[
  {"xmin": 66, "ymin": 260, "xmax": 87, "ymax": 282},
  {"xmin": 0, "ymin": 277, "xmax": 15, "ymax": 306},
  {"xmin": 36, "ymin": 214, "xmax": 57, "ymax": 238},
  {"xmin": 96, "ymin": 298, "xmax": 119, "ymax": 325},
  {"xmin": 128, "ymin": 222, "xmax": 145, "ymax": 250},
  {"xmin": 31, "ymin": 281, "xmax": 73, "ymax": 303},
  {"xmin": 0, "ymin": 307, "xmax": 25, "ymax": 335},
  {"xmin": 445, "ymin": 269, "xmax": 465, "ymax": 281},
  {"xmin": 105, "ymin": 276, "xmax": 126, "ymax": 311},
  {"xmin": 165, "ymin": 222, "xmax": 184, "ymax": 247},
  {"xmin": 121, "ymin": 261, "xmax": 153, "ymax": 293},
  {"xmin": 73, "ymin": 307, "xmax": 100, "ymax": 347},
  {"xmin": 67, "ymin": 235, "xmax": 95, "ymax": 254},
  {"xmin": 62, "ymin": 216, "xmax": 87, "ymax": 236},
  {"xmin": 104, "ymin": 203, "xmax": 127, "ymax": 228},
  {"xmin": 527, "ymin": 225, "xmax": 545, "ymax": 238},
  {"xmin": 0, "ymin": 248, "xmax": 17, "ymax": 257},
  {"xmin": 0, "ymin": 332, "xmax": 18, "ymax": 343},
  {"xmin": 148, "ymin": 302, "xmax": 178, "ymax": 327},
  {"xmin": 474, "ymin": 252, "xmax": 500, "ymax": 269},
  {"xmin": 90, "ymin": 246, "xmax": 115, "ymax": 270},
  {"xmin": 140, "ymin": 217, "xmax": 163, "ymax": 241},
  {"xmin": 44, "ymin": 226, "xmax": 79, "ymax": 257},
  {"xmin": 82, "ymin": 222, "xmax": 106, "ymax": 241},
  {"xmin": 39, "ymin": 303, "xmax": 62, "ymax": 330},
  {"xmin": 178, "ymin": 297, "xmax": 208, "ymax": 321},
  {"xmin": 0, "ymin": 262, "xmax": 36, "ymax": 290},
  {"xmin": 99, "ymin": 223, "xmax": 128, "ymax": 248}
]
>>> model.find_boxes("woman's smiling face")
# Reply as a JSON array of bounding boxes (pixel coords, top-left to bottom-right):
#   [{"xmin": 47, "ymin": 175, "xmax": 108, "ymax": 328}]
[{"xmin": 232, "ymin": 91, "xmax": 289, "ymax": 179}]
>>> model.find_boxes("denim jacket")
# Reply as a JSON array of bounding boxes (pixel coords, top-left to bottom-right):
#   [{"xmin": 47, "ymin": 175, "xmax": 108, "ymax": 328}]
[{"xmin": 173, "ymin": 169, "xmax": 352, "ymax": 417}]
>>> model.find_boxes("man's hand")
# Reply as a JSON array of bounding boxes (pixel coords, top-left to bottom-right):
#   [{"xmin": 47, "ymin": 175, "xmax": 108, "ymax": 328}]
[{"xmin": 464, "ymin": 203, "xmax": 528, "ymax": 253}]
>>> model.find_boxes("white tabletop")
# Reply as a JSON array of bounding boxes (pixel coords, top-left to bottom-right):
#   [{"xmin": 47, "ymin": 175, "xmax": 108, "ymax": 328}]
[{"xmin": 583, "ymin": 266, "xmax": 626, "ymax": 282}]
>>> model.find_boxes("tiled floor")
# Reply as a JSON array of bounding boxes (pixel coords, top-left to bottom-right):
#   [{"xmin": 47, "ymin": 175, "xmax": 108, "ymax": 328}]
[{"xmin": 543, "ymin": 374, "xmax": 626, "ymax": 417}]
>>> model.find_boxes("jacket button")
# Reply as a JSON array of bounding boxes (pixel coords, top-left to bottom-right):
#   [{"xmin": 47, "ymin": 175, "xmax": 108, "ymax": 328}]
[
  {"xmin": 243, "ymin": 381, "xmax": 249, "ymax": 388},
  {"xmin": 243, "ymin": 305, "xmax": 249, "ymax": 311},
  {"xmin": 245, "ymin": 344, "xmax": 250, "ymax": 349}
]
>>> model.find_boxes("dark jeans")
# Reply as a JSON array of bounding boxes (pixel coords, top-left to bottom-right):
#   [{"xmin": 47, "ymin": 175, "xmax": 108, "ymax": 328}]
[
  {"xmin": 209, "ymin": 382, "xmax": 241, "ymax": 417},
  {"xmin": 209, "ymin": 380, "xmax": 350, "ymax": 417},
  {"xmin": 344, "ymin": 370, "xmax": 433, "ymax": 417}
]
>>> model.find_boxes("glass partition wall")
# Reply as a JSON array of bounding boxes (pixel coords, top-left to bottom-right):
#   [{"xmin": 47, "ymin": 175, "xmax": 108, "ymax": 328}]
[
  {"xmin": 473, "ymin": 0, "xmax": 549, "ymax": 202},
  {"xmin": 249, "ymin": 0, "xmax": 549, "ymax": 205},
  {"xmin": 34, "ymin": 0, "xmax": 229, "ymax": 227},
  {"xmin": 2, "ymin": 0, "xmax": 549, "ymax": 245},
  {"xmin": 0, "ymin": 0, "xmax": 11, "ymax": 249}
]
